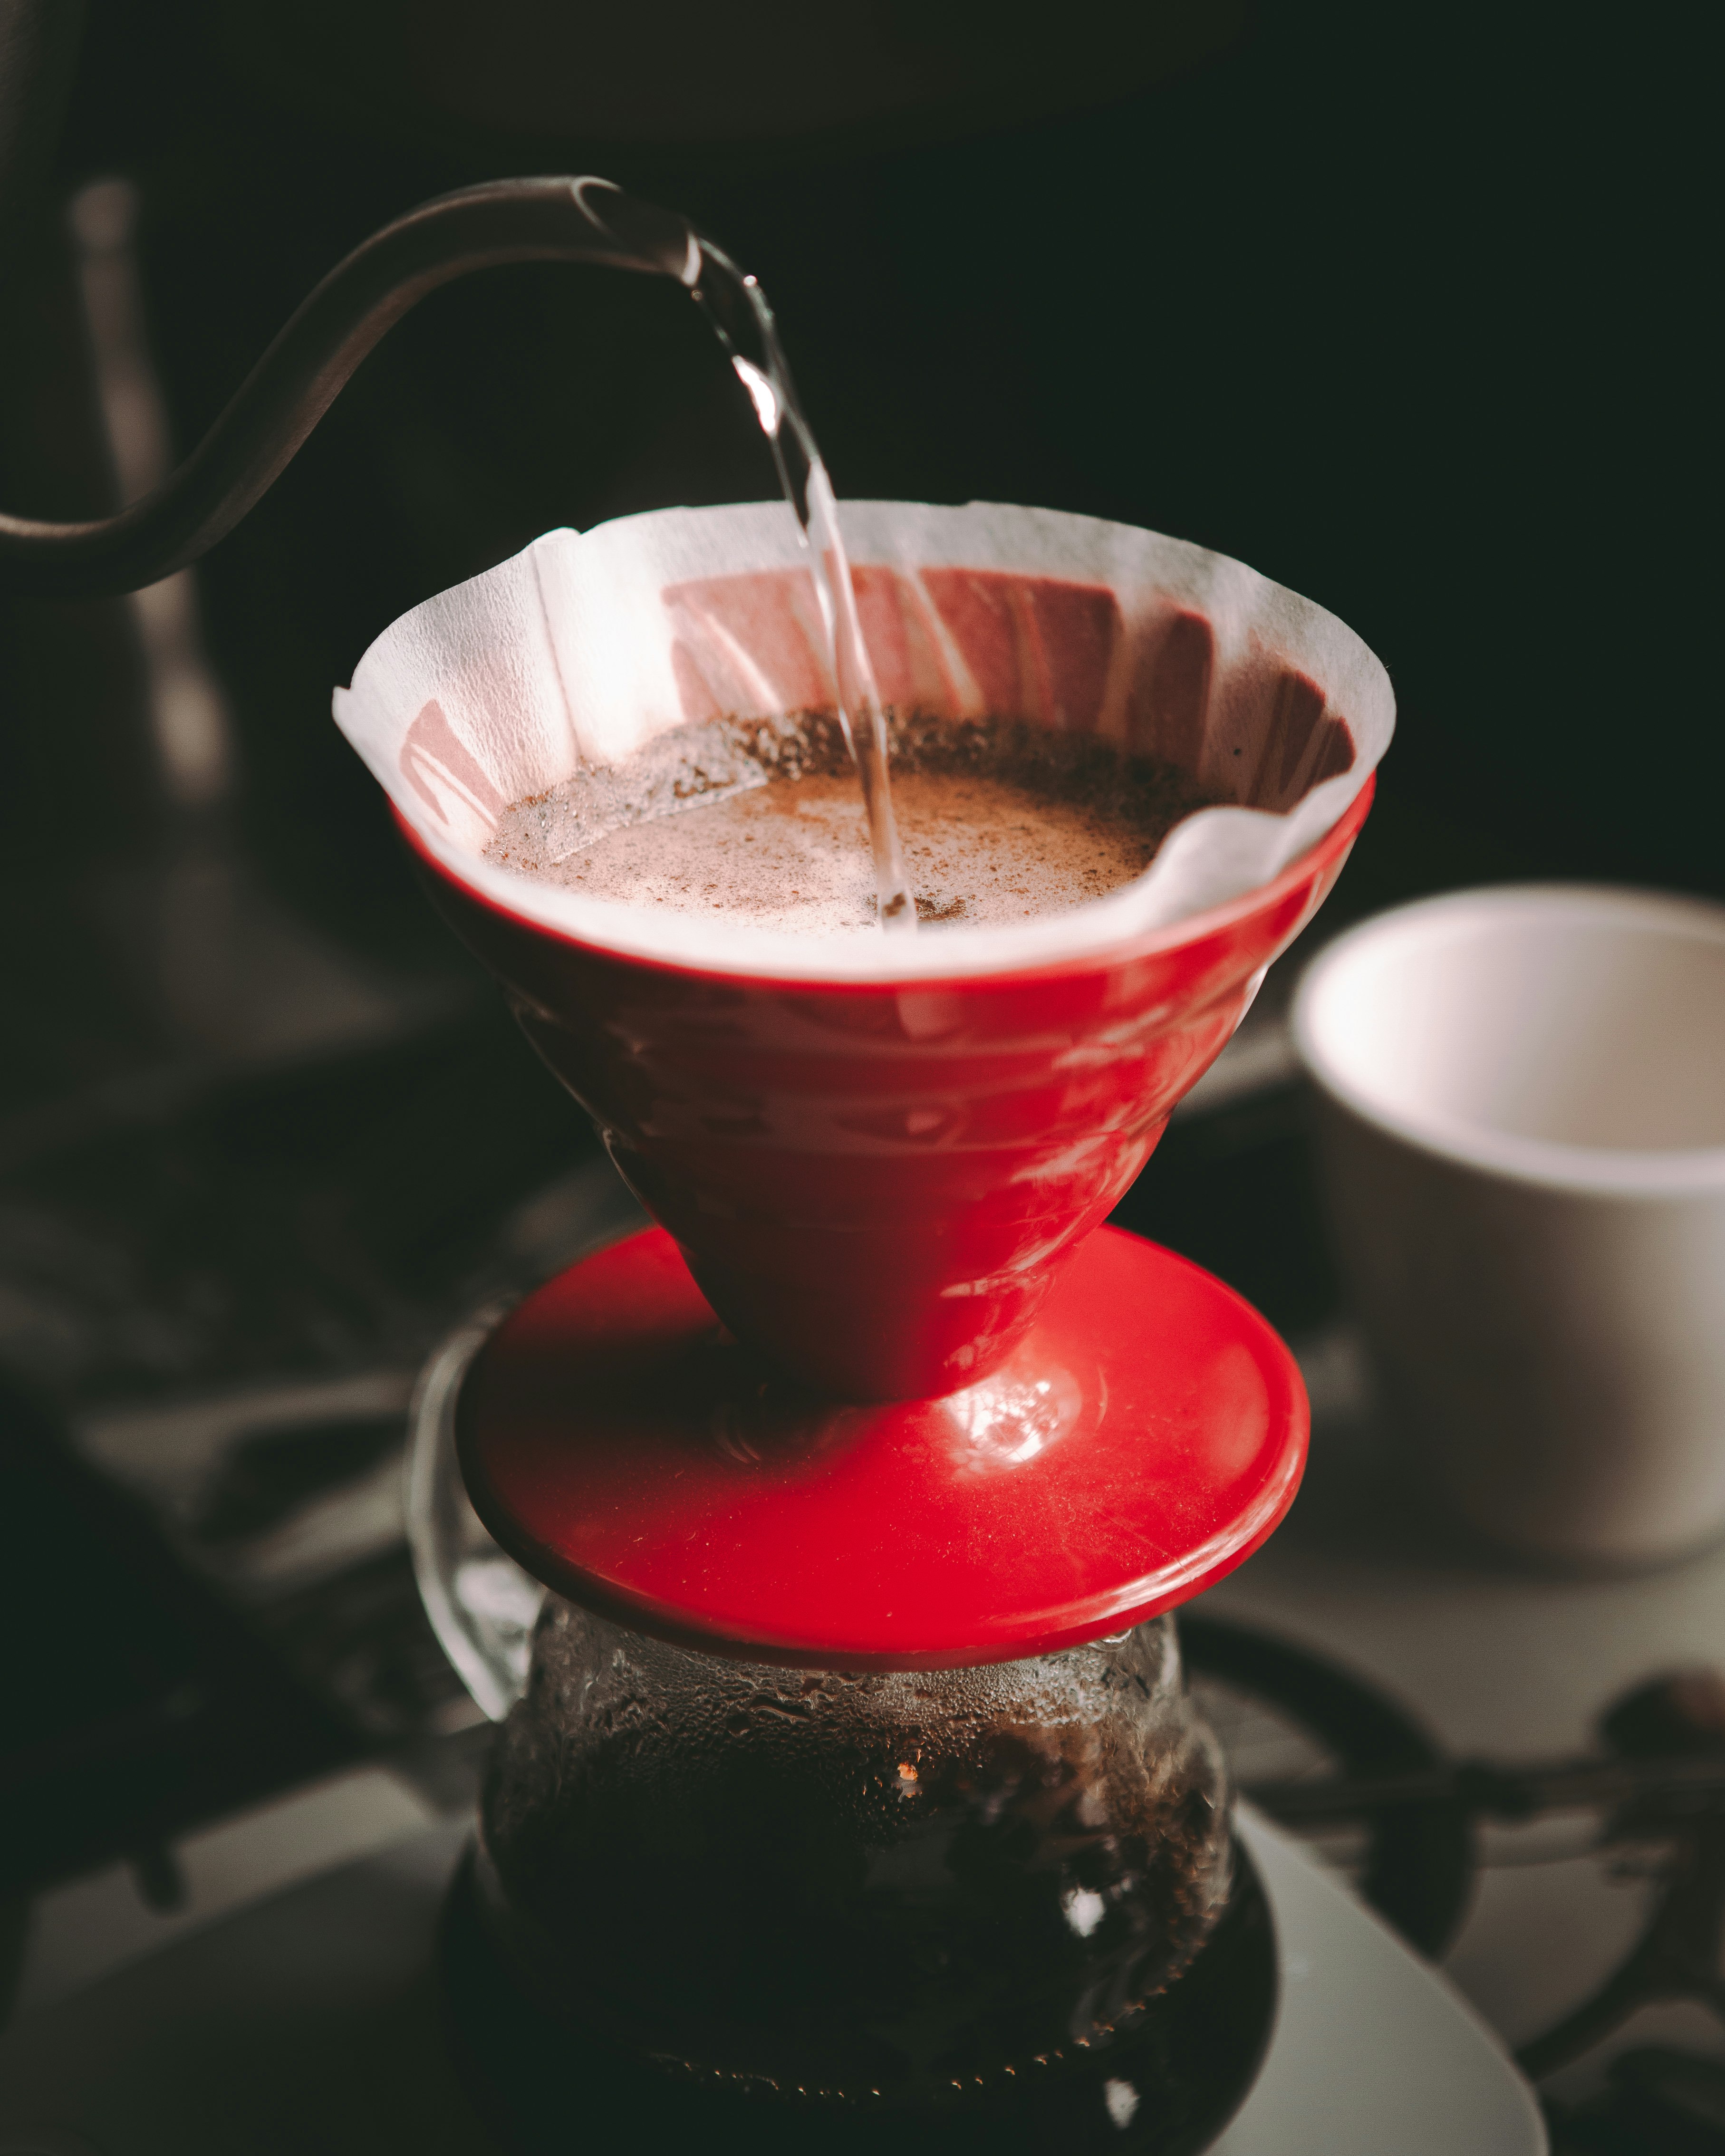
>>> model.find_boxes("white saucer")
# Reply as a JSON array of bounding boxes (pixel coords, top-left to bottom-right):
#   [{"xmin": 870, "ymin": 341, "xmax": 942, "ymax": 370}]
[
  {"xmin": 1216, "ymin": 1811, "xmax": 1544, "ymax": 2155},
  {"xmin": 0, "ymin": 1808, "xmax": 1543, "ymax": 2156}
]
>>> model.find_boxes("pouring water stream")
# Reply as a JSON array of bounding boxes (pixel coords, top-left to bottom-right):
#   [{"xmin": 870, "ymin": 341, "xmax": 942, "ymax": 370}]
[{"xmin": 687, "ymin": 238, "xmax": 917, "ymax": 931}]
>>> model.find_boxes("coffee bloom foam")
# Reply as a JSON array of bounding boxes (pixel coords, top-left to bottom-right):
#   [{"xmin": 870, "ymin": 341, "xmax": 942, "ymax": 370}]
[{"xmin": 332, "ymin": 501, "xmax": 1394, "ymax": 982}]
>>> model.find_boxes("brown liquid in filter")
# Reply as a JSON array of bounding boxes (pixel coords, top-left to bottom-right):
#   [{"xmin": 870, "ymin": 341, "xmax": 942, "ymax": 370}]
[{"xmin": 486, "ymin": 712, "xmax": 1220, "ymax": 934}]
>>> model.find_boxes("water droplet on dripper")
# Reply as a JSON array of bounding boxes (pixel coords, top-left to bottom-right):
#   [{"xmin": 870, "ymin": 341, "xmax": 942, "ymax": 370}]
[{"xmin": 690, "ymin": 242, "xmax": 917, "ymax": 932}]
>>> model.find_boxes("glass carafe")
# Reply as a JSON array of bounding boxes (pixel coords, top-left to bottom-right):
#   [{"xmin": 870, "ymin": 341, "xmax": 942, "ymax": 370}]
[{"xmin": 410, "ymin": 1318, "xmax": 1274, "ymax": 2154}]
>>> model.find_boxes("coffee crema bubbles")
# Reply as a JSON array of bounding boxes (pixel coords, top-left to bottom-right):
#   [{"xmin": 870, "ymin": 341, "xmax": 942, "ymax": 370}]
[{"xmin": 485, "ymin": 711, "xmax": 1220, "ymax": 934}]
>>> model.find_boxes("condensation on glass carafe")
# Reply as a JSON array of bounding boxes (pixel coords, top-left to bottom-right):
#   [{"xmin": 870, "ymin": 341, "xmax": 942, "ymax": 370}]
[{"xmin": 473, "ymin": 1603, "xmax": 1233, "ymax": 2108}]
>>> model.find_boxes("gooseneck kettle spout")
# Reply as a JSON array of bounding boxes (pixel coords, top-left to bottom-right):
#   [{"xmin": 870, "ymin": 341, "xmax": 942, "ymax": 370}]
[{"xmin": 0, "ymin": 176, "xmax": 699, "ymax": 598}]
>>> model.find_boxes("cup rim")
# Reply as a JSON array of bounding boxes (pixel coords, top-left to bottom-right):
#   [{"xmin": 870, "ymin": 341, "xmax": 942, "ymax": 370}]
[
  {"xmin": 400, "ymin": 771, "xmax": 1374, "ymax": 992},
  {"xmin": 1291, "ymin": 883, "xmax": 1725, "ymax": 1195}
]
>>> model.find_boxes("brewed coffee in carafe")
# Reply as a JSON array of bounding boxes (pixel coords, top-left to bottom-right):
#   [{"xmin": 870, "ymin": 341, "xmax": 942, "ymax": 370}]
[{"xmin": 445, "ymin": 1602, "xmax": 1276, "ymax": 2154}]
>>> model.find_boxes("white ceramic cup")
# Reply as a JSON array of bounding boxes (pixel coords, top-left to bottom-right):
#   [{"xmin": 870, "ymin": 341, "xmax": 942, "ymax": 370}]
[{"xmin": 1291, "ymin": 885, "xmax": 1725, "ymax": 1566}]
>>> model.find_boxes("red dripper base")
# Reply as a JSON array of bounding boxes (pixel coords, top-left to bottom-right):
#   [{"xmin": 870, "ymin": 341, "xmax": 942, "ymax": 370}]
[{"xmin": 458, "ymin": 1222, "xmax": 1308, "ymax": 1669}]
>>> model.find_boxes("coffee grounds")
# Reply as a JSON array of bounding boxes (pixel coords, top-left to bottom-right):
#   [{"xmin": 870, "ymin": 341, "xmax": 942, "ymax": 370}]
[{"xmin": 484, "ymin": 711, "xmax": 1220, "ymax": 933}]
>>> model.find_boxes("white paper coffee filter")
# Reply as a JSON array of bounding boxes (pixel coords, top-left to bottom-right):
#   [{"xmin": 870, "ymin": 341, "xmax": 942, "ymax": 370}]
[{"xmin": 333, "ymin": 500, "xmax": 1393, "ymax": 981}]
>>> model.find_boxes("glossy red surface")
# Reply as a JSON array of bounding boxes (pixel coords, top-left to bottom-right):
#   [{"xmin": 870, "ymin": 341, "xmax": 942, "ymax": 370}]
[
  {"xmin": 405, "ymin": 777, "xmax": 1371, "ymax": 1401},
  {"xmin": 460, "ymin": 1225, "xmax": 1308, "ymax": 1668}
]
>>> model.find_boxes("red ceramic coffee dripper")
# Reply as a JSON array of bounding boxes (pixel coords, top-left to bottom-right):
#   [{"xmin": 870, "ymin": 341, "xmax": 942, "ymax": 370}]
[{"xmin": 343, "ymin": 507, "xmax": 1388, "ymax": 1669}]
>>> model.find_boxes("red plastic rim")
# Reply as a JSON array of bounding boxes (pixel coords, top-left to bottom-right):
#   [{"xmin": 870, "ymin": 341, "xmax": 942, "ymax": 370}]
[{"xmin": 458, "ymin": 1225, "xmax": 1309, "ymax": 1670}]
